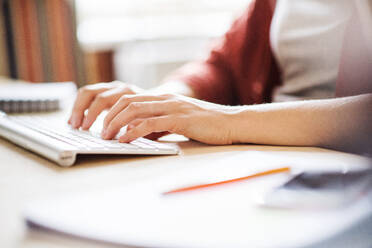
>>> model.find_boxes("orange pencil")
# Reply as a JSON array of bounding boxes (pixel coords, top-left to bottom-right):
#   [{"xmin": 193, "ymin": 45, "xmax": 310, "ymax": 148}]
[{"xmin": 163, "ymin": 166, "xmax": 291, "ymax": 195}]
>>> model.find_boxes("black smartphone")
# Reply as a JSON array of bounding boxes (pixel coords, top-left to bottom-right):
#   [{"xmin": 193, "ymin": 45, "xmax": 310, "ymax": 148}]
[{"xmin": 262, "ymin": 169, "xmax": 372, "ymax": 209}]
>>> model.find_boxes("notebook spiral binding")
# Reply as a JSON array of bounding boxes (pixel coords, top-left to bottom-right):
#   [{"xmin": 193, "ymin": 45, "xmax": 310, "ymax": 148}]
[{"xmin": 0, "ymin": 99, "xmax": 59, "ymax": 113}]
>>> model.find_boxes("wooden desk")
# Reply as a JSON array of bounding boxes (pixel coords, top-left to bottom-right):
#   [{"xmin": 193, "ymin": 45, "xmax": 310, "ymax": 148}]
[{"xmin": 1, "ymin": 117, "xmax": 371, "ymax": 248}]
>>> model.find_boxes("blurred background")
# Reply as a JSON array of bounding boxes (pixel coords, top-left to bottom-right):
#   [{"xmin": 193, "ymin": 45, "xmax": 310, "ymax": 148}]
[{"xmin": 0, "ymin": 0, "xmax": 250, "ymax": 88}]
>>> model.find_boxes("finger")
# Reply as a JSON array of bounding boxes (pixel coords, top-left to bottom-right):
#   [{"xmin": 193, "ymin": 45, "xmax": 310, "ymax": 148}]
[
  {"xmin": 69, "ymin": 86, "xmax": 108, "ymax": 128},
  {"xmin": 68, "ymin": 81, "xmax": 129, "ymax": 128},
  {"xmin": 103, "ymin": 94, "xmax": 169, "ymax": 130},
  {"xmin": 126, "ymin": 119, "xmax": 143, "ymax": 131},
  {"xmin": 119, "ymin": 116, "xmax": 175, "ymax": 143},
  {"xmin": 126, "ymin": 119, "xmax": 169, "ymax": 140},
  {"xmin": 81, "ymin": 87, "xmax": 132, "ymax": 130},
  {"xmin": 102, "ymin": 101, "xmax": 174, "ymax": 140}
]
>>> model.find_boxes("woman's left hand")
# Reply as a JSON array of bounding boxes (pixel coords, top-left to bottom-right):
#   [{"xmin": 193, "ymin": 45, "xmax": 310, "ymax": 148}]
[{"xmin": 101, "ymin": 94, "xmax": 235, "ymax": 145}]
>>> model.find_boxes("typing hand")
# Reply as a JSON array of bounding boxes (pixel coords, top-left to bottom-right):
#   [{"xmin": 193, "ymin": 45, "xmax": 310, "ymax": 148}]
[
  {"xmin": 68, "ymin": 81, "xmax": 144, "ymax": 130},
  {"xmin": 101, "ymin": 94, "xmax": 235, "ymax": 145}
]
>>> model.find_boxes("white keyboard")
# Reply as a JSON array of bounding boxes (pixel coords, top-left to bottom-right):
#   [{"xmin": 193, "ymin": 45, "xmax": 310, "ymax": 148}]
[{"xmin": 8, "ymin": 115, "xmax": 178, "ymax": 154}]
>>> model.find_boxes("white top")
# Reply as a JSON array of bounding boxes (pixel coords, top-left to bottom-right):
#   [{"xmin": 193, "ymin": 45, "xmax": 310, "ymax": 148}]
[
  {"xmin": 336, "ymin": 0, "xmax": 372, "ymax": 97},
  {"xmin": 270, "ymin": 0, "xmax": 353, "ymax": 100}
]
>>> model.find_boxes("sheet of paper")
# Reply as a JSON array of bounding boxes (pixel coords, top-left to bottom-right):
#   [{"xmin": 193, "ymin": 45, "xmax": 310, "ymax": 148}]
[{"xmin": 24, "ymin": 151, "xmax": 372, "ymax": 248}]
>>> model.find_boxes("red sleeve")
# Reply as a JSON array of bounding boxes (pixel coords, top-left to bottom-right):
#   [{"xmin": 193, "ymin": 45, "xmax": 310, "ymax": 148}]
[{"xmin": 164, "ymin": 0, "xmax": 281, "ymax": 105}]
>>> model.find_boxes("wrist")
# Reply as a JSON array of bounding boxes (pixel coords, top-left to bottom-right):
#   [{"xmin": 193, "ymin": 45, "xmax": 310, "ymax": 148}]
[{"xmin": 224, "ymin": 107, "xmax": 255, "ymax": 144}]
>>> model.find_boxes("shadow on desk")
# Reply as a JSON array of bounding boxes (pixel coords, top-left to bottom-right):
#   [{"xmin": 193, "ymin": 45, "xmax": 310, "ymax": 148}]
[
  {"xmin": 0, "ymin": 135, "xmax": 265, "ymax": 170},
  {"xmin": 23, "ymin": 226, "xmax": 135, "ymax": 248},
  {"xmin": 2, "ymin": 134, "xmax": 370, "ymax": 175}
]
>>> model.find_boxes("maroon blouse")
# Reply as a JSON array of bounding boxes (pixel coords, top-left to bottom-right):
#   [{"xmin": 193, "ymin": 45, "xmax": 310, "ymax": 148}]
[
  {"xmin": 165, "ymin": 0, "xmax": 372, "ymax": 104},
  {"xmin": 165, "ymin": 0, "xmax": 281, "ymax": 105}
]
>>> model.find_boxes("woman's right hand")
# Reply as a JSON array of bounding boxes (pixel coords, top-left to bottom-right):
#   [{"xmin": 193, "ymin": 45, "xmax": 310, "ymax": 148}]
[{"xmin": 68, "ymin": 81, "xmax": 144, "ymax": 130}]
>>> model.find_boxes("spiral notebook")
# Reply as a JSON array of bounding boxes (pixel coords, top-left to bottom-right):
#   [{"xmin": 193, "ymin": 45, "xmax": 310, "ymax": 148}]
[{"xmin": 0, "ymin": 82, "xmax": 76, "ymax": 113}]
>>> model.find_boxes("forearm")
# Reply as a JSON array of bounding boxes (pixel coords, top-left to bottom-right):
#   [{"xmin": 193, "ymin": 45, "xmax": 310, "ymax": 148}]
[{"xmin": 229, "ymin": 94, "xmax": 372, "ymax": 154}]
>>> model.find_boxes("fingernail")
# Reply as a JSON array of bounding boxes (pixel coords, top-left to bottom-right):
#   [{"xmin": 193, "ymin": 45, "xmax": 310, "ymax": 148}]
[
  {"xmin": 72, "ymin": 119, "xmax": 79, "ymax": 128},
  {"xmin": 101, "ymin": 129, "xmax": 107, "ymax": 139},
  {"xmin": 82, "ymin": 118, "xmax": 89, "ymax": 130},
  {"xmin": 119, "ymin": 135, "xmax": 129, "ymax": 143},
  {"xmin": 70, "ymin": 114, "xmax": 78, "ymax": 128}
]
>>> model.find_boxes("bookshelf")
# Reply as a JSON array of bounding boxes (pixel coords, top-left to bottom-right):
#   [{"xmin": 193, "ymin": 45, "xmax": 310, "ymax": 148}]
[{"xmin": 0, "ymin": 0, "xmax": 113, "ymax": 86}]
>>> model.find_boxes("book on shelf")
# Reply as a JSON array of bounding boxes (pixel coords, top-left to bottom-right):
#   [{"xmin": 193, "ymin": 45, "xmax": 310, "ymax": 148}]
[
  {"xmin": 0, "ymin": 0, "xmax": 82, "ymax": 84},
  {"xmin": 0, "ymin": 5, "xmax": 9, "ymax": 78}
]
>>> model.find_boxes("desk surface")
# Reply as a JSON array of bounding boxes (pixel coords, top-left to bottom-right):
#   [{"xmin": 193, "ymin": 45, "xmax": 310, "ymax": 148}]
[{"xmin": 1, "ymin": 113, "xmax": 372, "ymax": 248}]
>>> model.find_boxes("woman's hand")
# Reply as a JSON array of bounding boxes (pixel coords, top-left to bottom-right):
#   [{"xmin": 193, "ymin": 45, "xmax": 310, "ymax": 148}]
[
  {"xmin": 101, "ymin": 94, "xmax": 235, "ymax": 145},
  {"xmin": 68, "ymin": 81, "xmax": 144, "ymax": 129}
]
